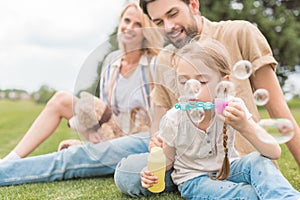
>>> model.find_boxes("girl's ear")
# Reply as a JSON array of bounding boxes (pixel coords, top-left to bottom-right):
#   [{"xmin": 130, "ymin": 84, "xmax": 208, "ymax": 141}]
[{"xmin": 223, "ymin": 75, "xmax": 230, "ymax": 81}]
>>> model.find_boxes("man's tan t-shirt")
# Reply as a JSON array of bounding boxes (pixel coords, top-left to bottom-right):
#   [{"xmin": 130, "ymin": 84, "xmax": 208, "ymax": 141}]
[{"xmin": 151, "ymin": 17, "xmax": 277, "ymax": 155}]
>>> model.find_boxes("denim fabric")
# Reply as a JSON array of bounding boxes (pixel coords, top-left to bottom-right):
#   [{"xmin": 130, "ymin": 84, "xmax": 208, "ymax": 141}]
[
  {"xmin": 178, "ymin": 152, "xmax": 300, "ymax": 200},
  {"xmin": 114, "ymin": 153, "xmax": 177, "ymax": 197},
  {"xmin": 0, "ymin": 132, "xmax": 149, "ymax": 186}
]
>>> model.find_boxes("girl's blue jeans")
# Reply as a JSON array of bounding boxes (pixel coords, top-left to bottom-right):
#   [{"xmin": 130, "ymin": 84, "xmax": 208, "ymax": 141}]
[
  {"xmin": 115, "ymin": 152, "xmax": 299, "ymax": 199},
  {"xmin": 0, "ymin": 132, "xmax": 150, "ymax": 186},
  {"xmin": 178, "ymin": 152, "xmax": 300, "ymax": 200}
]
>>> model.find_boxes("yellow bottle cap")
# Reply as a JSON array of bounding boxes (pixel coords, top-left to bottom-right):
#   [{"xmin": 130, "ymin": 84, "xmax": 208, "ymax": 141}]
[{"xmin": 151, "ymin": 146, "xmax": 162, "ymax": 153}]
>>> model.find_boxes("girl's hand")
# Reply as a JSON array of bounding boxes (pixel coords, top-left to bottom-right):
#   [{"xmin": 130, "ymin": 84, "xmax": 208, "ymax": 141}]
[
  {"xmin": 140, "ymin": 169, "xmax": 158, "ymax": 189},
  {"xmin": 224, "ymin": 99, "xmax": 281, "ymax": 159},
  {"xmin": 224, "ymin": 101, "xmax": 248, "ymax": 133}
]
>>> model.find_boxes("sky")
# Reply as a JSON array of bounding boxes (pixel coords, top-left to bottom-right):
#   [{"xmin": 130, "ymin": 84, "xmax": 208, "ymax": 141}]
[
  {"xmin": 0, "ymin": 0, "xmax": 126, "ymax": 93},
  {"xmin": 1, "ymin": 0, "xmax": 299, "ymax": 98}
]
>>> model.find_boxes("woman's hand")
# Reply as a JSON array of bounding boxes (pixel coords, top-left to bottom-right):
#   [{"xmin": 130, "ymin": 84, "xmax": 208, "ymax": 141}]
[
  {"xmin": 57, "ymin": 139, "xmax": 85, "ymax": 151},
  {"xmin": 140, "ymin": 169, "xmax": 158, "ymax": 189}
]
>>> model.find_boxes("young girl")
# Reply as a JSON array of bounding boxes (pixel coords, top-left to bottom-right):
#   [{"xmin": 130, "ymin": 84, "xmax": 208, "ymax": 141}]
[{"xmin": 141, "ymin": 40, "xmax": 300, "ymax": 199}]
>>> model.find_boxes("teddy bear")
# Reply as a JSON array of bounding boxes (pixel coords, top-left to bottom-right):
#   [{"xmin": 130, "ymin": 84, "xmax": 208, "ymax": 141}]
[
  {"xmin": 58, "ymin": 91, "xmax": 124, "ymax": 151},
  {"xmin": 58, "ymin": 91, "xmax": 151, "ymax": 151}
]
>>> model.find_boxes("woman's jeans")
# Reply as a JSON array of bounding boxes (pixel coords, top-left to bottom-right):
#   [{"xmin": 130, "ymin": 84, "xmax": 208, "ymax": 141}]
[
  {"xmin": 178, "ymin": 152, "xmax": 300, "ymax": 200},
  {"xmin": 0, "ymin": 132, "xmax": 150, "ymax": 186}
]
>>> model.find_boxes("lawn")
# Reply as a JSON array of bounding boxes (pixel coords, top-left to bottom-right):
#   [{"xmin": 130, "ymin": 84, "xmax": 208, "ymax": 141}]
[{"xmin": 0, "ymin": 100, "xmax": 299, "ymax": 199}]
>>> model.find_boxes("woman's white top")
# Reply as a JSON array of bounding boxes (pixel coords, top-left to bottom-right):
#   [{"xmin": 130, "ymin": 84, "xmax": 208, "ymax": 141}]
[
  {"xmin": 100, "ymin": 50, "xmax": 156, "ymax": 134},
  {"xmin": 114, "ymin": 67, "xmax": 147, "ymax": 133}
]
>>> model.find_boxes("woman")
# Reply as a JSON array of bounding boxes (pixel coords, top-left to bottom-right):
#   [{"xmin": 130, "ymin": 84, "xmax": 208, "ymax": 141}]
[{"xmin": 0, "ymin": 2, "xmax": 163, "ymax": 186}]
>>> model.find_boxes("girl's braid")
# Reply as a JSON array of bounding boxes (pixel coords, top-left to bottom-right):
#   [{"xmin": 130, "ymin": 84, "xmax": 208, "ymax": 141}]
[{"xmin": 210, "ymin": 123, "xmax": 230, "ymax": 180}]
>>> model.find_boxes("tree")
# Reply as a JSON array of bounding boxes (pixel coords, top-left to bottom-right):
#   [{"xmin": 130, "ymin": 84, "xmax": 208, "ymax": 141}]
[
  {"xmin": 201, "ymin": 0, "xmax": 300, "ymax": 86},
  {"xmin": 83, "ymin": 27, "xmax": 119, "ymax": 97},
  {"xmin": 32, "ymin": 85, "xmax": 56, "ymax": 104}
]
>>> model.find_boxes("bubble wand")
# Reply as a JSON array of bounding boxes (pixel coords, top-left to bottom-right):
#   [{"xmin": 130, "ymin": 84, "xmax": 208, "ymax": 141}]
[{"xmin": 174, "ymin": 101, "xmax": 215, "ymax": 111}]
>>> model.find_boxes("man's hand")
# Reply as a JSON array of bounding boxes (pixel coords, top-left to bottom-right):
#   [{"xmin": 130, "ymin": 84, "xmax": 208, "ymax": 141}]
[{"xmin": 148, "ymin": 134, "xmax": 163, "ymax": 151}]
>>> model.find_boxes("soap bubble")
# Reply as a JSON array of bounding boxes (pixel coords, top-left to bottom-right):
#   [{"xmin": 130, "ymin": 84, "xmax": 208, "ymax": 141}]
[
  {"xmin": 232, "ymin": 60, "xmax": 253, "ymax": 80},
  {"xmin": 159, "ymin": 115, "xmax": 168, "ymax": 131},
  {"xmin": 215, "ymin": 81, "xmax": 235, "ymax": 100},
  {"xmin": 256, "ymin": 118, "xmax": 294, "ymax": 144},
  {"xmin": 157, "ymin": 108, "xmax": 177, "ymax": 136},
  {"xmin": 214, "ymin": 81, "xmax": 235, "ymax": 119},
  {"xmin": 183, "ymin": 79, "xmax": 202, "ymax": 99},
  {"xmin": 253, "ymin": 88, "xmax": 269, "ymax": 106},
  {"xmin": 189, "ymin": 107, "xmax": 205, "ymax": 124}
]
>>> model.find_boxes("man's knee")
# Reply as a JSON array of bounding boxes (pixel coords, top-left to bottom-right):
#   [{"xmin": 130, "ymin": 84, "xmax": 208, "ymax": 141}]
[
  {"xmin": 114, "ymin": 153, "xmax": 151, "ymax": 197},
  {"xmin": 114, "ymin": 153, "xmax": 177, "ymax": 197}
]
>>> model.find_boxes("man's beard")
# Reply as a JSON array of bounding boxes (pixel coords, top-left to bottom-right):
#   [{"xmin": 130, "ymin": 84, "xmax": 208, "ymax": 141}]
[{"xmin": 168, "ymin": 18, "xmax": 198, "ymax": 49}]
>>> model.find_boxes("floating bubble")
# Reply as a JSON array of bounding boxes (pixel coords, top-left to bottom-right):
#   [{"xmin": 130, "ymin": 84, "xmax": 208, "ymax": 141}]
[
  {"xmin": 214, "ymin": 81, "xmax": 235, "ymax": 119},
  {"xmin": 163, "ymin": 107, "xmax": 180, "ymax": 128},
  {"xmin": 189, "ymin": 107, "xmax": 205, "ymax": 124},
  {"xmin": 157, "ymin": 110, "xmax": 173, "ymax": 137},
  {"xmin": 284, "ymin": 93, "xmax": 294, "ymax": 101},
  {"xmin": 256, "ymin": 118, "xmax": 294, "ymax": 144},
  {"xmin": 214, "ymin": 81, "xmax": 235, "ymax": 100},
  {"xmin": 232, "ymin": 60, "xmax": 253, "ymax": 80},
  {"xmin": 159, "ymin": 115, "xmax": 168, "ymax": 130},
  {"xmin": 253, "ymin": 88, "xmax": 269, "ymax": 106},
  {"xmin": 183, "ymin": 79, "xmax": 202, "ymax": 99}
]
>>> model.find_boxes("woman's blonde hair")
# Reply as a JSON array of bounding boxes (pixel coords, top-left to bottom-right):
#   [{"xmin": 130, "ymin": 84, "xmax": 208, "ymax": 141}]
[
  {"xmin": 118, "ymin": 2, "xmax": 164, "ymax": 56},
  {"xmin": 175, "ymin": 39, "xmax": 232, "ymax": 180}
]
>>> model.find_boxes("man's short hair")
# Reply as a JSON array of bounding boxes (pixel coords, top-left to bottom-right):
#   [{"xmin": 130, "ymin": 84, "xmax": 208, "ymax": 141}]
[{"xmin": 139, "ymin": 0, "xmax": 190, "ymax": 18}]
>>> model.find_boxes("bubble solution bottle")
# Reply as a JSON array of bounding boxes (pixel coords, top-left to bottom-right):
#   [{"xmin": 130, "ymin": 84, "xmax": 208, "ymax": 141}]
[{"xmin": 147, "ymin": 146, "xmax": 166, "ymax": 193}]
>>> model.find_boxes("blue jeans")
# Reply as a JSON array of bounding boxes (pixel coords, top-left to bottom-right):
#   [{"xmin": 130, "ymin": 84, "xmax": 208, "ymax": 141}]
[
  {"xmin": 0, "ymin": 132, "xmax": 149, "ymax": 186},
  {"xmin": 178, "ymin": 152, "xmax": 300, "ymax": 200},
  {"xmin": 114, "ymin": 153, "xmax": 177, "ymax": 197}
]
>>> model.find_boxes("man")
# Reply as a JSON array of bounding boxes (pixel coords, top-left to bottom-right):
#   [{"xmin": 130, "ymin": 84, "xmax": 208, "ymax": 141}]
[{"xmin": 114, "ymin": 0, "xmax": 300, "ymax": 197}]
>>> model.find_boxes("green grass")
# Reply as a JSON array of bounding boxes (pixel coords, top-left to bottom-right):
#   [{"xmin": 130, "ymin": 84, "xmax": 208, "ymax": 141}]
[
  {"xmin": 0, "ymin": 100, "xmax": 299, "ymax": 199},
  {"xmin": 0, "ymin": 100, "xmax": 181, "ymax": 200}
]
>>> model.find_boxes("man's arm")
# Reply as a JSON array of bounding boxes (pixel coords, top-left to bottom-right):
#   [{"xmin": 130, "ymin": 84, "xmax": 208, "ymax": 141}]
[
  {"xmin": 148, "ymin": 46, "xmax": 178, "ymax": 151},
  {"xmin": 251, "ymin": 65, "xmax": 300, "ymax": 167},
  {"xmin": 149, "ymin": 104, "xmax": 167, "ymax": 151}
]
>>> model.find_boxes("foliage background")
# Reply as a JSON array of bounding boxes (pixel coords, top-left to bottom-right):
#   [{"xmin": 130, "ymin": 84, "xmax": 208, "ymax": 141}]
[{"xmin": 200, "ymin": 0, "xmax": 300, "ymax": 85}]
